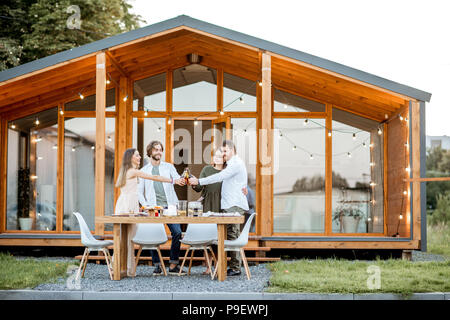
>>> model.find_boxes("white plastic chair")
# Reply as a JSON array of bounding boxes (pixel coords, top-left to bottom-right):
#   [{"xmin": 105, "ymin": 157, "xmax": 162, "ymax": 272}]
[
  {"xmin": 72, "ymin": 212, "xmax": 114, "ymax": 280},
  {"xmin": 179, "ymin": 224, "xmax": 218, "ymax": 278},
  {"xmin": 213, "ymin": 212, "xmax": 256, "ymax": 280},
  {"xmin": 132, "ymin": 224, "xmax": 169, "ymax": 276}
]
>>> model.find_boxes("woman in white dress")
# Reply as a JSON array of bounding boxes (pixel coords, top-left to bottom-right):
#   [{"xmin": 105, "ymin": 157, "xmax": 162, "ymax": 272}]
[{"xmin": 115, "ymin": 148, "xmax": 172, "ymax": 276}]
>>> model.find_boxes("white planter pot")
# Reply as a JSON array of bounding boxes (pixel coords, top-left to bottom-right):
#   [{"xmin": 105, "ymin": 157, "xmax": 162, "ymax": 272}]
[
  {"xmin": 19, "ymin": 217, "xmax": 33, "ymax": 231},
  {"xmin": 341, "ymin": 216, "xmax": 360, "ymax": 233}
]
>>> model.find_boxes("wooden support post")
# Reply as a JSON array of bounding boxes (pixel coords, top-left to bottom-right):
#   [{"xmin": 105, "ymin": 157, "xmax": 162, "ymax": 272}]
[
  {"xmin": 411, "ymin": 101, "xmax": 421, "ymax": 242},
  {"xmin": 0, "ymin": 116, "xmax": 6, "ymax": 232},
  {"xmin": 402, "ymin": 250, "xmax": 412, "ymax": 261},
  {"xmin": 259, "ymin": 52, "xmax": 272, "ymax": 237},
  {"xmin": 95, "ymin": 52, "xmax": 106, "ymax": 235},
  {"xmin": 56, "ymin": 102, "xmax": 64, "ymax": 233},
  {"xmin": 325, "ymin": 104, "xmax": 332, "ymax": 235},
  {"xmin": 166, "ymin": 69, "xmax": 173, "ymax": 163}
]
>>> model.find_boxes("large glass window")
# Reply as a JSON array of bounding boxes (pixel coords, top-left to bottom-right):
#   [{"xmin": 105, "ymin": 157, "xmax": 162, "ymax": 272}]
[
  {"xmin": 231, "ymin": 118, "xmax": 257, "ymax": 231},
  {"xmin": 133, "ymin": 73, "xmax": 166, "ymax": 112},
  {"xmin": 331, "ymin": 109, "xmax": 384, "ymax": 233},
  {"xmin": 63, "ymin": 118, "xmax": 115, "ymax": 231},
  {"xmin": 173, "ymin": 65, "xmax": 217, "ymax": 111},
  {"xmin": 273, "ymin": 118, "xmax": 326, "ymax": 233},
  {"xmin": 132, "ymin": 117, "xmax": 166, "ymax": 167},
  {"xmin": 65, "ymin": 89, "xmax": 116, "ymax": 112},
  {"xmin": 7, "ymin": 108, "xmax": 58, "ymax": 231},
  {"xmin": 223, "ymin": 73, "xmax": 256, "ymax": 112},
  {"xmin": 274, "ymin": 88, "xmax": 325, "ymax": 113}
]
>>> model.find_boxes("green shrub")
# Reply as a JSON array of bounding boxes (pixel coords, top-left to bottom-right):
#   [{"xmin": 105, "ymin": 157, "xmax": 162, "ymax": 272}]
[{"xmin": 429, "ymin": 191, "xmax": 450, "ymax": 225}]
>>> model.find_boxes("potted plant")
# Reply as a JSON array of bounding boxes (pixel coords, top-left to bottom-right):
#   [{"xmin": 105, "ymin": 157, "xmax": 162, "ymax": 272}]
[
  {"xmin": 333, "ymin": 202, "xmax": 365, "ymax": 233},
  {"xmin": 17, "ymin": 168, "xmax": 32, "ymax": 230}
]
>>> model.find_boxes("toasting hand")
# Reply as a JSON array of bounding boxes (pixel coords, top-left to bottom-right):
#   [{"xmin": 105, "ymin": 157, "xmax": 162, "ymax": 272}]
[
  {"xmin": 174, "ymin": 178, "xmax": 186, "ymax": 186},
  {"xmin": 189, "ymin": 176, "xmax": 199, "ymax": 186}
]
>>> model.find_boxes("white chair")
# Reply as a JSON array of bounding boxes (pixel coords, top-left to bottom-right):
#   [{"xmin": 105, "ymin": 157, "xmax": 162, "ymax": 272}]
[
  {"xmin": 72, "ymin": 212, "xmax": 114, "ymax": 280},
  {"xmin": 132, "ymin": 223, "xmax": 168, "ymax": 276},
  {"xmin": 179, "ymin": 224, "xmax": 218, "ymax": 278},
  {"xmin": 213, "ymin": 212, "xmax": 256, "ymax": 280}
]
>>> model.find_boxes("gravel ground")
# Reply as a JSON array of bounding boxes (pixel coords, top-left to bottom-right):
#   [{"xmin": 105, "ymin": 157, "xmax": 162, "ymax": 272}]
[
  {"xmin": 33, "ymin": 263, "xmax": 272, "ymax": 292},
  {"xmin": 25, "ymin": 250, "xmax": 448, "ymax": 292}
]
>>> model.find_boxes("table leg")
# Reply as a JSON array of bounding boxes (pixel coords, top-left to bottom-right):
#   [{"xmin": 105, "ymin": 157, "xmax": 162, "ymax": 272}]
[
  {"xmin": 217, "ymin": 224, "xmax": 227, "ymax": 281},
  {"xmin": 120, "ymin": 224, "xmax": 129, "ymax": 278},
  {"xmin": 113, "ymin": 224, "xmax": 121, "ymax": 280}
]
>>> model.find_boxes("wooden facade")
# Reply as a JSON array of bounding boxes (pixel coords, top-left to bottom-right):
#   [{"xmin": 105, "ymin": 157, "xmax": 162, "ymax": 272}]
[{"xmin": 0, "ymin": 16, "xmax": 432, "ymax": 251}]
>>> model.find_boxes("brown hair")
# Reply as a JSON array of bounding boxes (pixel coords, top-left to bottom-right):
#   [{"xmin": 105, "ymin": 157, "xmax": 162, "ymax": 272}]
[
  {"xmin": 146, "ymin": 140, "xmax": 164, "ymax": 158},
  {"xmin": 222, "ymin": 139, "xmax": 236, "ymax": 153},
  {"xmin": 212, "ymin": 147, "xmax": 227, "ymax": 169},
  {"xmin": 116, "ymin": 148, "xmax": 137, "ymax": 188}
]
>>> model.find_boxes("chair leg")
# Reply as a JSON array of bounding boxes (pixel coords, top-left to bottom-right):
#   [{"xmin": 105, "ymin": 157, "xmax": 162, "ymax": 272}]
[
  {"xmin": 156, "ymin": 247, "xmax": 167, "ymax": 276},
  {"xmin": 102, "ymin": 248, "xmax": 113, "ymax": 280},
  {"xmin": 203, "ymin": 248, "xmax": 213, "ymax": 278},
  {"xmin": 104, "ymin": 249, "xmax": 114, "ymax": 280},
  {"xmin": 188, "ymin": 249, "xmax": 195, "ymax": 275},
  {"xmin": 179, "ymin": 247, "xmax": 190, "ymax": 276},
  {"xmin": 240, "ymin": 248, "xmax": 251, "ymax": 280},
  {"xmin": 81, "ymin": 249, "xmax": 90, "ymax": 278},
  {"xmin": 208, "ymin": 246, "xmax": 217, "ymax": 267},
  {"xmin": 76, "ymin": 248, "xmax": 88, "ymax": 281},
  {"xmin": 134, "ymin": 246, "xmax": 143, "ymax": 276},
  {"xmin": 212, "ymin": 262, "xmax": 218, "ymax": 279}
]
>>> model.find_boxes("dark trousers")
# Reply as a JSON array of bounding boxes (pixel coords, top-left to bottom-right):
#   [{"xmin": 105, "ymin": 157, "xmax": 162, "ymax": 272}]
[{"xmin": 151, "ymin": 223, "xmax": 182, "ymax": 265}]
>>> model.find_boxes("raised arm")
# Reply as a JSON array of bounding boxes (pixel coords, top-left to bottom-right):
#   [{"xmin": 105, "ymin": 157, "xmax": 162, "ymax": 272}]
[
  {"xmin": 129, "ymin": 168, "xmax": 172, "ymax": 183},
  {"xmin": 197, "ymin": 161, "xmax": 238, "ymax": 186},
  {"xmin": 192, "ymin": 167, "xmax": 207, "ymax": 192}
]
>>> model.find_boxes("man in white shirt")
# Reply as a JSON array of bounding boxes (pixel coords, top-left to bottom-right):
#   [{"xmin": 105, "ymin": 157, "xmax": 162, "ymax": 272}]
[
  {"xmin": 137, "ymin": 141, "xmax": 186, "ymax": 275},
  {"xmin": 189, "ymin": 140, "xmax": 248, "ymax": 276}
]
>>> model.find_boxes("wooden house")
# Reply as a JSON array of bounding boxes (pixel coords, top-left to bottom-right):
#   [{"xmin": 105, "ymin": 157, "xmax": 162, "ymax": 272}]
[{"xmin": 0, "ymin": 15, "xmax": 432, "ymax": 256}]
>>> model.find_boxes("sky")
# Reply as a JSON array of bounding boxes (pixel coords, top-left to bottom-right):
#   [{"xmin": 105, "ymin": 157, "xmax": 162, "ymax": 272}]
[{"xmin": 129, "ymin": 0, "xmax": 450, "ymax": 136}]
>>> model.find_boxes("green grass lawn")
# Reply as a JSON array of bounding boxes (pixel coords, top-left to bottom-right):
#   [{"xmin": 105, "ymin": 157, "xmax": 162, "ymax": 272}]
[
  {"xmin": 266, "ymin": 259, "xmax": 450, "ymax": 295},
  {"xmin": 267, "ymin": 222, "xmax": 450, "ymax": 295},
  {"xmin": 427, "ymin": 223, "xmax": 450, "ymax": 257},
  {"xmin": 0, "ymin": 253, "xmax": 77, "ymax": 290}
]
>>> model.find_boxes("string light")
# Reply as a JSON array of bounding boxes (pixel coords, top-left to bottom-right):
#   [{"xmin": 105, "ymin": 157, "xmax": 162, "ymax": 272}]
[
  {"xmin": 258, "ymin": 81, "xmax": 262, "ymax": 87},
  {"xmin": 10, "ymin": 123, "xmax": 16, "ymax": 129},
  {"xmin": 91, "ymin": 146, "xmax": 95, "ymax": 150},
  {"xmin": 310, "ymin": 154, "xmax": 314, "ymax": 160},
  {"xmin": 284, "ymin": 104, "xmax": 288, "ymax": 109},
  {"xmin": 34, "ymin": 136, "xmax": 42, "ymax": 142},
  {"xmin": 243, "ymin": 129, "xmax": 248, "ymax": 135},
  {"xmin": 240, "ymin": 97, "xmax": 245, "ymax": 104},
  {"xmin": 220, "ymin": 110, "xmax": 224, "ymax": 116},
  {"xmin": 292, "ymin": 145, "xmax": 297, "ymax": 151},
  {"xmin": 399, "ymin": 214, "xmax": 403, "ymax": 220},
  {"xmin": 370, "ymin": 162, "xmax": 375, "ymax": 167},
  {"xmin": 59, "ymin": 108, "xmax": 64, "ymax": 115},
  {"xmin": 362, "ymin": 142, "xmax": 366, "ymax": 148},
  {"xmin": 123, "ymin": 95, "xmax": 128, "ymax": 102},
  {"xmin": 194, "ymin": 119, "xmax": 199, "ymax": 126},
  {"xmin": 303, "ymin": 119, "xmax": 308, "ymax": 126},
  {"xmin": 167, "ymin": 118, "xmax": 172, "ymax": 125},
  {"xmin": 405, "ymin": 167, "xmax": 411, "ymax": 173},
  {"xmin": 106, "ymin": 79, "xmax": 111, "ymax": 85},
  {"xmin": 79, "ymin": 93, "xmax": 84, "ymax": 100},
  {"xmin": 403, "ymin": 190, "xmax": 408, "ymax": 196},
  {"xmin": 377, "ymin": 127, "xmax": 382, "ymax": 135},
  {"xmin": 370, "ymin": 182, "xmax": 376, "ymax": 187},
  {"xmin": 144, "ymin": 109, "xmax": 148, "ymax": 117},
  {"xmin": 72, "ymin": 147, "xmax": 76, "ymax": 152},
  {"xmin": 352, "ymin": 133, "xmax": 356, "ymax": 140},
  {"xmin": 107, "ymin": 136, "xmax": 112, "ymax": 142},
  {"xmin": 347, "ymin": 152, "xmax": 352, "ymax": 158},
  {"xmin": 157, "ymin": 127, "xmax": 162, "ymax": 132},
  {"xmin": 37, "ymin": 156, "xmax": 43, "ymax": 160},
  {"xmin": 328, "ymin": 130, "xmax": 332, "ymax": 137},
  {"xmin": 52, "ymin": 144, "xmax": 58, "ymax": 150},
  {"xmin": 399, "ymin": 115, "xmax": 403, "ymax": 121},
  {"xmin": 35, "ymin": 117, "xmax": 40, "ymax": 125}
]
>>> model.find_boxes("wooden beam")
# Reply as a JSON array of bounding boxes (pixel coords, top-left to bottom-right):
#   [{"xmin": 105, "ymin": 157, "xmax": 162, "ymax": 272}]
[
  {"xmin": 217, "ymin": 67, "xmax": 223, "ymax": 113},
  {"xmin": 264, "ymin": 240, "xmax": 420, "ymax": 249},
  {"xmin": 95, "ymin": 52, "xmax": 106, "ymax": 235},
  {"xmin": 260, "ymin": 52, "xmax": 272, "ymax": 237},
  {"xmin": 105, "ymin": 50, "xmax": 129, "ymax": 78},
  {"xmin": 166, "ymin": 69, "xmax": 173, "ymax": 163},
  {"xmin": 411, "ymin": 101, "xmax": 421, "ymax": 241},
  {"xmin": 268, "ymin": 52, "xmax": 417, "ymax": 102}
]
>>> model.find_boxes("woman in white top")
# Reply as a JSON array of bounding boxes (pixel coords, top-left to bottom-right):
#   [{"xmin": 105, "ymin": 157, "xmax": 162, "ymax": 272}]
[{"xmin": 115, "ymin": 148, "xmax": 172, "ymax": 276}]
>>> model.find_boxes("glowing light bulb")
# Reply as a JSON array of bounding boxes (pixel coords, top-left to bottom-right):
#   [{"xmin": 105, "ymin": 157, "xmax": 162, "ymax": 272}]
[
  {"xmin": 352, "ymin": 133, "xmax": 356, "ymax": 140},
  {"xmin": 123, "ymin": 95, "xmax": 128, "ymax": 102},
  {"xmin": 168, "ymin": 118, "xmax": 172, "ymax": 125},
  {"xmin": 10, "ymin": 123, "xmax": 16, "ymax": 129},
  {"xmin": 378, "ymin": 127, "xmax": 382, "ymax": 135},
  {"xmin": 303, "ymin": 119, "xmax": 308, "ymax": 126},
  {"xmin": 194, "ymin": 120, "xmax": 198, "ymax": 126},
  {"xmin": 220, "ymin": 110, "xmax": 224, "ymax": 116},
  {"xmin": 35, "ymin": 118, "xmax": 40, "ymax": 125},
  {"xmin": 79, "ymin": 93, "xmax": 84, "ymax": 100},
  {"xmin": 144, "ymin": 109, "xmax": 148, "ymax": 116}
]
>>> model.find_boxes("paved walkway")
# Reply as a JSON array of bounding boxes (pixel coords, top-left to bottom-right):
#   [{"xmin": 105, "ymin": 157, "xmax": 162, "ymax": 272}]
[{"xmin": 1, "ymin": 290, "xmax": 449, "ymax": 300}]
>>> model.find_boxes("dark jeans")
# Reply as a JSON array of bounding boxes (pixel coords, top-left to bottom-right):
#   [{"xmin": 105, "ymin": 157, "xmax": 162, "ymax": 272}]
[{"xmin": 151, "ymin": 223, "xmax": 181, "ymax": 265}]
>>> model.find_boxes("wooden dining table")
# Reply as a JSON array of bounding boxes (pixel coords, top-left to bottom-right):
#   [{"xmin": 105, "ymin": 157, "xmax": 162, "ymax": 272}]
[{"xmin": 96, "ymin": 215, "xmax": 244, "ymax": 281}]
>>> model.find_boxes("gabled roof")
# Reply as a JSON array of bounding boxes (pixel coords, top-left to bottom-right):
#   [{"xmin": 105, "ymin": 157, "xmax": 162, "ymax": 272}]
[{"xmin": 0, "ymin": 15, "xmax": 431, "ymax": 102}]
